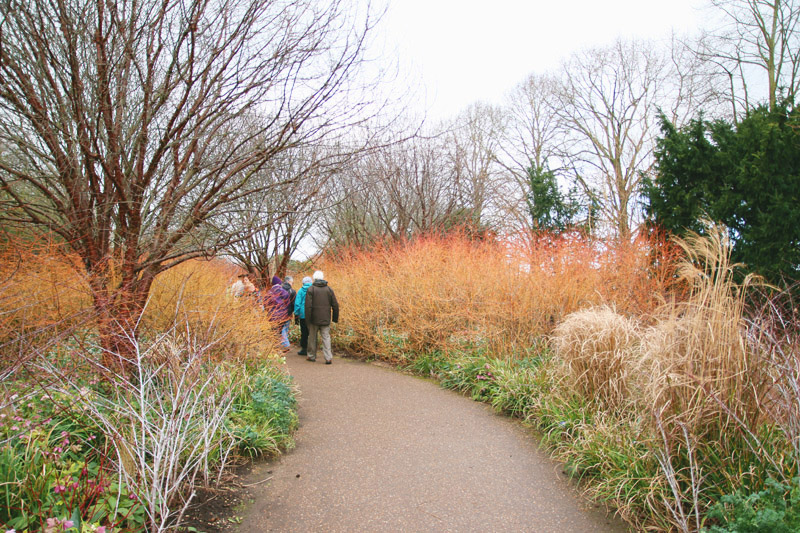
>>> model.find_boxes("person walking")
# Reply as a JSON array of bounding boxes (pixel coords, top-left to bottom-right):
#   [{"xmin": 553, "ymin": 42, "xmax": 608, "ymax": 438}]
[
  {"xmin": 264, "ymin": 275, "xmax": 291, "ymax": 351},
  {"xmin": 293, "ymin": 276, "xmax": 313, "ymax": 356},
  {"xmin": 230, "ymin": 274, "xmax": 255, "ymax": 297},
  {"xmin": 282, "ymin": 275, "xmax": 296, "ymax": 349},
  {"xmin": 304, "ymin": 270, "xmax": 339, "ymax": 364}
]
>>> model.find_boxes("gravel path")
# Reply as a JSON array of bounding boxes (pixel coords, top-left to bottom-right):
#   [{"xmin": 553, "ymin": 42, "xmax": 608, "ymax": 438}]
[{"xmin": 239, "ymin": 349, "xmax": 630, "ymax": 532}]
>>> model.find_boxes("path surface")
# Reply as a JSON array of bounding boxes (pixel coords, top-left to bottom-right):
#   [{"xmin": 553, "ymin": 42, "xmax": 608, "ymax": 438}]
[{"xmin": 239, "ymin": 349, "xmax": 630, "ymax": 532}]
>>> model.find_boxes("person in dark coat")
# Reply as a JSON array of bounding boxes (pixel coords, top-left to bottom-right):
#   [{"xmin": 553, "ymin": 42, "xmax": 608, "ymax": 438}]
[
  {"xmin": 294, "ymin": 276, "xmax": 313, "ymax": 356},
  {"xmin": 281, "ymin": 275, "xmax": 296, "ymax": 349},
  {"xmin": 282, "ymin": 276, "xmax": 296, "ymax": 317},
  {"xmin": 304, "ymin": 270, "xmax": 339, "ymax": 364}
]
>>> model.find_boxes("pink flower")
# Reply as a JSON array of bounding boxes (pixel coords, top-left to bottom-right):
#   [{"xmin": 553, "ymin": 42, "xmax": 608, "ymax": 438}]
[
  {"xmin": 46, "ymin": 519, "xmax": 57, "ymax": 527},
  {"xmin": 7, "ymin": 528, "xmax": 17, "ymax": 533},
  {"xmin": 53, "ymin": 484, "xmax": 66, "ymax": 493},
  {"xmin": 61, "ymin": 431, "xmax": 69, "ymax": 437},
  {"xmin": 63, "ymin": 520, "xmax": 74, "ymax": 529},
  {"xmin": 96, "ymin": 527, "xmax": 106, "ymax": 533}
]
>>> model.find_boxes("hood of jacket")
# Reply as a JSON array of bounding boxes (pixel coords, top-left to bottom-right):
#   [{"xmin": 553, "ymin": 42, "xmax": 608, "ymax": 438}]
[{"xmin": 312, "ymin": 279, "xmax": 328, "ymax": 287}]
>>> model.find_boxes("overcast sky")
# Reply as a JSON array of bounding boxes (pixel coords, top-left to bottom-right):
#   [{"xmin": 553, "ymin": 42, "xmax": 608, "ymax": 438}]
[{"xmin": 377, "ymin": 0, "xmax": 707, "ymax": 120}]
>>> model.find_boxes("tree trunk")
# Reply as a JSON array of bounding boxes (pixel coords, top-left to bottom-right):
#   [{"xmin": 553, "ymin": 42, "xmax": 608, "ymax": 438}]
[{"xmin": 89, "ymin": 270, "xmax": 154, "ymax": 377}]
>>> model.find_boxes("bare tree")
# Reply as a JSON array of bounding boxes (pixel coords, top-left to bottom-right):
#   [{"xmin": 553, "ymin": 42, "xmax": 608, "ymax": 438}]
[
  {"xmin": 501, "ymin": 75, "xmax": 562, "ymax": 182},
  {"xmin": 695, "ymin": 0, "xmax": 800, "ymax": 115},
  {"xmin": 223, "ymin": 145, "xmax": 345, "ymax": 287},
  {"xmin": 0, "ymin": 0, "xmax": 380, "ymax": 372},
  {"xmin": 498, "ymin": 73, "xmax": 569, "ymax": 230},
  {"xmin": 317, "ymin": 129, "xmax": 465, "ymax": 249},
  {"xmin": 445, "ymin": 102, "xmax": 506, "ymax": 230},
  {"xmin": 554, "ymin": 39, "xmax": 669, "ymax": 239}
]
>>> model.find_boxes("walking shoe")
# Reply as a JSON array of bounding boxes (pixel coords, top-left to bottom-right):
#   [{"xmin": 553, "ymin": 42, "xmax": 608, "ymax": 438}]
[
  {"xmin": 325, "ymin": 360, "xmax": 332, "ymax": 365},
  {"xmin": 306, "ymin": 357, "xmax": 316, "ymax": 362},
  {"xmin": 297, "ymin": 350, "xmax": 307, "ymax": 355}
]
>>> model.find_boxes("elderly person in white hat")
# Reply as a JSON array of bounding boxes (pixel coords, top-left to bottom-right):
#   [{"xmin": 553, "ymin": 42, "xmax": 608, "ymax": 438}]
[{"xmin": 303, "ymin": 270, "xmax": 339, "ymax": 364}]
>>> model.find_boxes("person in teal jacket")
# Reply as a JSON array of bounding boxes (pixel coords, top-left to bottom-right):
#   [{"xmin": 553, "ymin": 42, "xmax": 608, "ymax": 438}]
[{"xmin": 294, "ymin": 276, "xmax": 313, "ymax": 355}]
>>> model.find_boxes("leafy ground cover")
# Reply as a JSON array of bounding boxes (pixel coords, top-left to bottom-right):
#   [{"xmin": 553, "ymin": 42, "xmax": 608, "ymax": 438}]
[{"xmin": 1, "ymin": 338, "xmax": 297, "ymax": 533}]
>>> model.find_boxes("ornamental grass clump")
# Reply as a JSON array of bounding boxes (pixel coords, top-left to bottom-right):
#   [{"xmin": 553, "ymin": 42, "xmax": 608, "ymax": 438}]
[
  {"xmin": 0, "ymin": 381, "xmax": 145, "ymax": 531},
  {"xmin": 0, "ymin": 237, "xmax": 281, "ymax": 368},
  {"xmin": 1, "ymin": 249, "xmax": 295, "ymax": 532},
  {"xmin": 3, "ymin": 324, "xmax": 295, "ymax": 532},
  {"xmin": 551, "ymin": 306, "xmax": 640, "ymax": 410},
  {"xmin": 47, "ymin": 333, "xmax": 242, "ymax": 532},
  {"xmin": 0, "ymin": 235, "xmax": 92, "ymax": 346},
  {"xmin": 640, "ymin": 226, "xmax": 767, "ymax": 439}
]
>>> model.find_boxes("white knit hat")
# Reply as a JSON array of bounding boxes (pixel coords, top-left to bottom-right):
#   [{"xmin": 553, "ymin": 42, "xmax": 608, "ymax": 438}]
[{"xmin": 312, "ymin": 270, "xmax": 324, "ymax": 281}]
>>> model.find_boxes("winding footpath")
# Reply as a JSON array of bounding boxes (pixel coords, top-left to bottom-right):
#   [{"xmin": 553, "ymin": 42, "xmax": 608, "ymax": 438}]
[{"xmin": 239, "ymin": 349, "xmax": 630, "ymax": 532}]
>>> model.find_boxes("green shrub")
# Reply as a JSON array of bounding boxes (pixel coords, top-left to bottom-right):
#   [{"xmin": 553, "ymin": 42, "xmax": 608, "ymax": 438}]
[
  {"xmin": 706, "ymin": 477, "xmax": 800, "ymax": 533},
  {"xmin": 229, "ymin": 365, "xmax": 298, "ymax": 456},
  {"xmin": 402, "ymin": 350, "xmax": 451, "ymax": 377}
]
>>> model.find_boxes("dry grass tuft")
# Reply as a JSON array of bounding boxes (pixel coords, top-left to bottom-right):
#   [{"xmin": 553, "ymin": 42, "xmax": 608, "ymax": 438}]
[{"xmin": 552, "ymin": 306, "xmax": 640, "ymax": 409}]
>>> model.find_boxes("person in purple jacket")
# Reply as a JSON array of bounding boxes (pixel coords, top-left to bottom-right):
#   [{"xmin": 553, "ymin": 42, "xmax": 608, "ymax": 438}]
[{"xmin": 263, "ymin": 275, "xmax": 291, "ymax": 351}]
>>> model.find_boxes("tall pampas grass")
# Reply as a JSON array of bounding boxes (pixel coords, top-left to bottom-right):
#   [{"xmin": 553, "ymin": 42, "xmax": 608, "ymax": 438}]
[{"xmin": 641, "ymin": 225, "xmax": 767, "ymax": 436}]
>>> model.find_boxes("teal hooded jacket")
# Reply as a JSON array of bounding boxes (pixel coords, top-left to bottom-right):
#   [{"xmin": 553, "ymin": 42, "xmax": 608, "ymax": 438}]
[{"xmin": 294, "ymin": 281, "xmax": 312, "ymax": 319}]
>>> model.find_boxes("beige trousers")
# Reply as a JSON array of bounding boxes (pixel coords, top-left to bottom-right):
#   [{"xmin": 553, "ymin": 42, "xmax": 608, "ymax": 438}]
[{"xmin": 307, "ymin": 323, "xmax": 332, "ymax": 362}]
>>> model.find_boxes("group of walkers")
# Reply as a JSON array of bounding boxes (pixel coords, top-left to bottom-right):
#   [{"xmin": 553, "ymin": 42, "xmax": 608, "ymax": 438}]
[{"xmin": 231, "ymin": 270, "xmax": 339, "ymax": 364}]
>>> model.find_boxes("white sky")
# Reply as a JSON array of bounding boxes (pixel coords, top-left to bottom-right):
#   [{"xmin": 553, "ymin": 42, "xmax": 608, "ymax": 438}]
[{"xmin": 378, "ymin": 0, "xmax": 707, "ymax": 120}]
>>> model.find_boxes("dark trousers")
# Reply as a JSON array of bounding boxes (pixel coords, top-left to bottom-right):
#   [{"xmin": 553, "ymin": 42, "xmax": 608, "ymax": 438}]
[{"xmin": 299, "ymin": 318, "xmax": 309, "ymax": 352}]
